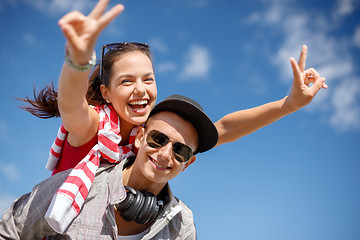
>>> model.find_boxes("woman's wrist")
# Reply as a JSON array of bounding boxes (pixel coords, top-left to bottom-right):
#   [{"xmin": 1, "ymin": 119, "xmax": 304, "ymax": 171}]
[{"xmin": 65, "ymin": 48, "xmax": 96, "ymax": 72}]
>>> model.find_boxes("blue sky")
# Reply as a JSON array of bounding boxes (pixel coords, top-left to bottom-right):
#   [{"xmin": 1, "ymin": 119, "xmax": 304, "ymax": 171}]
[{"xmin": 1, "ymin": 0, "xmax": 360, "ymax": 239}]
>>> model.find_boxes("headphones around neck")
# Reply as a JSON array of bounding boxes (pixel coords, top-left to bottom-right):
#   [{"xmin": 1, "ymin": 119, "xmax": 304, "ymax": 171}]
[{"xmin": 115, "ymin": 186, "xmax": 165, "ymax": 224}]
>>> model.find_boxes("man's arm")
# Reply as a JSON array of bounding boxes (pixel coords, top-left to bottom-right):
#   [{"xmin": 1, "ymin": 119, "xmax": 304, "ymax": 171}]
[{"xmin": 215, "ymin": 45, "xmax": 327, "ymax": 146}]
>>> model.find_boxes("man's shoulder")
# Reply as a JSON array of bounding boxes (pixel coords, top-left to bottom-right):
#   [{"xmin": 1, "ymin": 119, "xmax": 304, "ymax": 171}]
[{"xmin": 177, "ymin": 198, "xmax": 194, "ymax": 219}]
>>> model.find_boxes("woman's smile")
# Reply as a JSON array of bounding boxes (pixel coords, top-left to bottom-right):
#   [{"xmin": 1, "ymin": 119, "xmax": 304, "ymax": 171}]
[{"xmin": 128, "ymin": 99, "xmax": 149, "ymax": 113}]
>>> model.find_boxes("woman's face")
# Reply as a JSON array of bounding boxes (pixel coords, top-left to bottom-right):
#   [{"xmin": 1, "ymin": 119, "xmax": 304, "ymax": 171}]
[{"xmin": 102, "ymin": 51, "xmax": 157, "ymax": 126}]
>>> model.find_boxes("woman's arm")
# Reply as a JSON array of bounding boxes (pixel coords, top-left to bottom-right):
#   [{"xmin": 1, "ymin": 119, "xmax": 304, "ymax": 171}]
[
  {"xmin": 57, "ymin": 0, "xmax": 124, "ymax": 146},
  {"xmin": 215, "ymin": 45, "xmax": 327, "ymax": 146}
]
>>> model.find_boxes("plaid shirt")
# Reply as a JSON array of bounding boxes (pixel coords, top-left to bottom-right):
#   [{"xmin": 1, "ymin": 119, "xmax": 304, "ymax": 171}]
[{"xmin": 0, "ymin": 158, "xmax": 196, "ymax": 240}]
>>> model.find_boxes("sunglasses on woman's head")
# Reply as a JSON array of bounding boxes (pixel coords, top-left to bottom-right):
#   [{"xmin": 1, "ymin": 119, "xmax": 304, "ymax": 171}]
[
  {"xmin": 99, "ymin": 42, "xmax": 150, "ymax": 83},
  {"xmin": 146, "ymin": 130, "xmax": 194, "ymax": 163}
]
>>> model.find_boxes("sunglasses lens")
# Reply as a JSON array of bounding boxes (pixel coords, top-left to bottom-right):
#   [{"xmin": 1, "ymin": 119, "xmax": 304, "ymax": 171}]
[
  {"xmin": 147, "ymin": 130, "xmax": 169, "ymax": 148},
  {"xmin": 173, "ymin": 142, "xmax": 192, "ymax": 162}
]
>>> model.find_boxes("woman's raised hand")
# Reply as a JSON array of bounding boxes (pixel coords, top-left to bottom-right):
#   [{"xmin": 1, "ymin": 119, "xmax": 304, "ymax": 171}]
[
  {"xmin": 58, "ymin": 0, "xmax": 124, "ymax": 64},
  {"xmin": 286, "ymin": 45, "xmax": 328, "ymax": 111}
]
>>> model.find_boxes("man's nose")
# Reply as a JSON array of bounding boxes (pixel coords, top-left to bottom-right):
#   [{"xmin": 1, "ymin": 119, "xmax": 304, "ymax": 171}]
[{"xmin": 157, "ymin": 142, "xmax": 173, "ymax": 161}]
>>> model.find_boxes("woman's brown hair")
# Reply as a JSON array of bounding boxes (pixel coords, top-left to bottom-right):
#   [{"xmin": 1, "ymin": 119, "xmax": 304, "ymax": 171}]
[{"xmin": 19, "ymin": 43, "xmax": 153, "ymax": 119}]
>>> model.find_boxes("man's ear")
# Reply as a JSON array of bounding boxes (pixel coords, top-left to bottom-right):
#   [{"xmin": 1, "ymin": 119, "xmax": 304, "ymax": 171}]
[
  {"xmin": 134, "ymin": 126, "xmax": 145, "ymax": 149},
  {"xmin": 182, "ymin": 155, "xmax": 196, "ymax": 171}
]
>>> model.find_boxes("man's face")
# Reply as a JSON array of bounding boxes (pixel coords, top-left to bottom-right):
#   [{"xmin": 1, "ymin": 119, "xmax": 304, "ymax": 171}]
[{"xmin": 134, "ymin": 111, "xmax": 198, "ymax": 185}]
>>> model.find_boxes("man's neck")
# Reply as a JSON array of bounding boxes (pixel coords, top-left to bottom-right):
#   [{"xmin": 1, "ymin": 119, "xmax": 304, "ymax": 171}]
[{"xmin": 122, "ymin": 165, "xmax": 166, "ymax": 197}]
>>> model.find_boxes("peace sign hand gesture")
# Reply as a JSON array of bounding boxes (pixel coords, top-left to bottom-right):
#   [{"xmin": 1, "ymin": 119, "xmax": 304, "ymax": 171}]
[
  {"xmin": 285, "ymin": 45, "xmax": 328, "ymax": 111},
  {"xmin": 58, "ymin": 0, "xmax": 124, "ymax": 64}
]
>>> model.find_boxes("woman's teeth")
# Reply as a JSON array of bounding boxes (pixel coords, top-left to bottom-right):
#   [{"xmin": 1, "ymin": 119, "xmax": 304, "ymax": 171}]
[{"xmin": 129, "ymin": 100, "xmax": 148, "ymax": 109}]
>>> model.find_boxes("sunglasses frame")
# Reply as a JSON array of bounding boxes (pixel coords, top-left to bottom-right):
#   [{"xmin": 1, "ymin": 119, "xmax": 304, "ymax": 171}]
[
  {"xmin": 145, "ymin": 129, "xmax": 194, "ymax": 163},
  {"xmin": 99, "ymin": 42, "xmax": 150, "ymax": 84}
]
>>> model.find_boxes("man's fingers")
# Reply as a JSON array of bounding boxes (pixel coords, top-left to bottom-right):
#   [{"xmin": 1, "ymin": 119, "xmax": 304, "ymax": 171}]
[
  {"xmin": 322, "ymin": 81, "xmax": 328, "ymax": 89},
  {"xmin": 305, "ymin": 68, "xmax": 320, "ymax": 79},
  {"xmin": 309, "ymin": 77, "xmax": 326, "ymax": 95},
  {"xmin": 298, "ymin": 45, "xmax": 307, "ymax": 73},
  {"xmin": 290, "ymin": 57, "xmax": 302, "ymax": 86}
]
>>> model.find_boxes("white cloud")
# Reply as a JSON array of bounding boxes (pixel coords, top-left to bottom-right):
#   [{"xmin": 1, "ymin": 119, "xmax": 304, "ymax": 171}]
[
  {"xmin": 156, "ymin": 62, "xmax": 177, "ymax": 73},
  {"xmin": 330, "ymin": 78, "xmax": 360, "ymax": 131},
  {"xmin": 263, "ymin": 0, "xmax": 283, "ymax": 24},
  {"xmin": 0, "ymin": 163, "xmax": 21, "ymax": 182},
  {"xmin": 48, "ymin": 0, "xmax": 89, "ymax": 14},
  {"xmin": 22, "ymin": 0, "xmax": 96, "ymax": 16},
  {"xmin": 317, "ymin": 60, "xmax": 353, "ymax": 83},
  {"xmin": 149, "ymin": 38, "xmax": 168, "ymax": 55},
  {"xmin": 354, "ymin": 26, "xmax": 360, "ymax": 48},
  {"xmin": 245, "ymin": 12, "xmax": 261, "ymax": 24},
  {"xmin": 23, "ymin": 32, "xmax": 37, "ymax": 46},
  {"xmin": 333, "ymin": 0, "xmax": 359, "ymax": 18},
  {"xmin": 180, "ymin": 45, "xmax": 211, "ymax": 80}
]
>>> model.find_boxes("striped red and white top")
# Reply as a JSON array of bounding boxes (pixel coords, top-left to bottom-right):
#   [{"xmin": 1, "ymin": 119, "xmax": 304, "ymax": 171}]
[{"xmin": 45, "ymin": 104, "xmax": 139, "ymax": 233}]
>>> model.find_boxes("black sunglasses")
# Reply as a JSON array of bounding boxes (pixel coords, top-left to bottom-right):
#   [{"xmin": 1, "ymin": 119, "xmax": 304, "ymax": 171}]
[
  {"xmin": 99, "ymin": 42, "xmax": 150, "ymax": 83},
  {"xmin": 146, "ymin": 130, "xmax": 194, "ymax": 163}
]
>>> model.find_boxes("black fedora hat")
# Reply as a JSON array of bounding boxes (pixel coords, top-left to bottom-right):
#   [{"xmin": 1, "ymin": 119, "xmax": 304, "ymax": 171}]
[{"xmin": 149, "ymin": 94, "xmax": 218, "ymax": 154}]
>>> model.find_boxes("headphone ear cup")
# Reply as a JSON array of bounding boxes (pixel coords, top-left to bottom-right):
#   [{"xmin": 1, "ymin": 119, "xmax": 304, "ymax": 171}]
[
  {"xmin": 119, "ymin": 187, "xmax": 144, "ymax": 222},
  {"xmin": 146, "ymin": 195, "xmax": 162, "ymax": 224},
  {"xmin": 125, "ymin": 189, "xmax": 144, "ymax": 222},
  {"xmin": 135, "ymin": 192, "xmax": 158, "ymax": 224},
  {"xmin": 117, "ymin": 186, "xmax": 165, "ymax": 224},
  {"xmin": 116, "ymin": 187, "xmax": 135, "ymax": 212}
]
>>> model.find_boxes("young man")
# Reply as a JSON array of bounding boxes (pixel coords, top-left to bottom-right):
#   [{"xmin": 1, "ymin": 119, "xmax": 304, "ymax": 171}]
[{"xmin": 0, "ymin": 94, "xmax": 218, "ymax": 240}]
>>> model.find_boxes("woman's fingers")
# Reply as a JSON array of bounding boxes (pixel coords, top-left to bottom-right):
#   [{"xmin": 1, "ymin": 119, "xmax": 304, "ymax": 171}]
[
  {"xmin": 88, "ymin": 0, "xmax": 124, "ymax": 32},
  {"xmin": 97, "ymin": 4, "xmax": 124, "ymax": 33},
  {"xmin": 57, "ymin": 0, "xmax": 125, "ymax": 63},
  {"xmin": 60, "ymin": 23, "xmax": 80, "ymax": 48},
  {"xmin": 59, "ymin": 2, "xmax": 124, "ymax": 43},
  {"xmin": 88, "ymin": 0, "xmax": 111, "ymax": 19},
  {"xmin": 58, "ymin": 11, "xmax": 86, "ymax": 26},
  {"xmin": 290, "ymin": 57, "xmax": 303, "ymax": 87}
]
